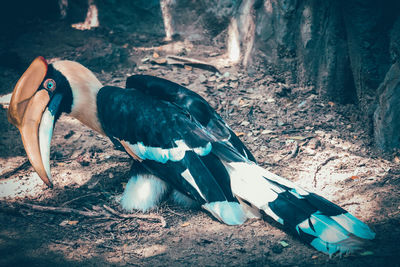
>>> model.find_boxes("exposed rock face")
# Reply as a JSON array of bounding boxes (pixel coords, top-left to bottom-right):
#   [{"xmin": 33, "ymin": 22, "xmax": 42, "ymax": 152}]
[
  {"xmin": 251, "ymin": 1, "xmax": 356, "ymax": 103},
  {"xmin": 373, "ymin": 15, "xmax": 400, "ymax": 151},
  {"xmin": 239, "ymin": 0, "xmax": 400, "ymax": 150},
  {"xmin": 374, "ymin": 62, "xmax": 400, "ymax": 150}
]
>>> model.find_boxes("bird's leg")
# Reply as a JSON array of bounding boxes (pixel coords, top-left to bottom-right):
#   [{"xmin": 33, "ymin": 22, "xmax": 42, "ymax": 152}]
[{"xmin": 120, "ymin": 161, "xmax": 170, "ymax": 212}]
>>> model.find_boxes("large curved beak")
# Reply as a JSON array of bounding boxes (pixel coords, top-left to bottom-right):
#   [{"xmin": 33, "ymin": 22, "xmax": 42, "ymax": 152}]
[{"xmin": 7, "ymin": 57, "xmax": 58, "ymax": 188}]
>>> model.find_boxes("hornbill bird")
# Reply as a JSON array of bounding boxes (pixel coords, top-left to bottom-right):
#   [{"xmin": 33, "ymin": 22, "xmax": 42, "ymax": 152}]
[{"xmin": 8, "ymin": 57, "xmax": 375, "ymax": 255}]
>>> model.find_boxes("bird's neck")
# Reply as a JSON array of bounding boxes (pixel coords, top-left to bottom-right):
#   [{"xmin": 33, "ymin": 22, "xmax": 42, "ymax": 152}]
[
  {"xmin": 52, "ymin": 60, "xmax": 105, "ymax": 135},
  {"xmin": 69, "ymin": 78, "xmax": 105, "ymax": 135}
]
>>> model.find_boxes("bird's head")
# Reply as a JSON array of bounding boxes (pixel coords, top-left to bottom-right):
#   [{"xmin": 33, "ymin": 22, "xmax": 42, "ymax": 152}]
[{"xmin": 8, "ymin": 56, "xmax": 104, "ymax": 187}]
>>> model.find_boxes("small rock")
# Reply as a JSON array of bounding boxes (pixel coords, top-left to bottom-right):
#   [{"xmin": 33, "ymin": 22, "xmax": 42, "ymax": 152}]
[
  {"xmin": 308, "ymin": 138, "xmax": 321, "ymax": 149},
  {"xmin": 181, "ymin": 77, "xmax": 190, "ymax": 85},
  {"xmin": 216, "ymin": 83, "xmax": 227, "ymax": 90},
  {"xmin": 64, "ymin": 130, "xmax": 75, "ymax": 139},
  {"xmin": 137, "ymin": 65, "xmax": 148, "ymax": 71},
  {"xmin": 153, "ymin": 58, "xmax": 167, "ymax": 65},
  {"xmin": 198, "ymin": 74, "xmax": 207, "ymax": 83}
]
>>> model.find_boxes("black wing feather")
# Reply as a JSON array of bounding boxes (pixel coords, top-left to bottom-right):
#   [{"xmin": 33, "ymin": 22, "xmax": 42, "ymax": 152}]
[{"xmin": 126, "ymin": 75, "xmax": 256, "ymax": 162}]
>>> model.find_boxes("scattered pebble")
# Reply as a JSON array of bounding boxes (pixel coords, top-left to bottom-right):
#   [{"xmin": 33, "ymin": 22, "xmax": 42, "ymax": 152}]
[{"xmin": 198, "ymin": 74, "xmax": 207, "ymax": 83}]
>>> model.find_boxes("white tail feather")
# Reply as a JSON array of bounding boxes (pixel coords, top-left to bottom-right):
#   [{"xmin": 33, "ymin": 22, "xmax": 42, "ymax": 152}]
[{"xmin": 224, "ymin": 161, "xmax": 375, "ymax": 255}]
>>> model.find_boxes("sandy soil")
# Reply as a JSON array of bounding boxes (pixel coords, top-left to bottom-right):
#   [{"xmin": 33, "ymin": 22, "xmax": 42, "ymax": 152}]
[{"xmin": 0, "ymin": 20, "xmax": 399, "ymax": 267}]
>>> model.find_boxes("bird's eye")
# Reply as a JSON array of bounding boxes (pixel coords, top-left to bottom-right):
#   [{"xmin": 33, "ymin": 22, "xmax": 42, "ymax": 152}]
[{"xmin": 43, "ymin": 79, "xmax": 56, "ymax": 92}]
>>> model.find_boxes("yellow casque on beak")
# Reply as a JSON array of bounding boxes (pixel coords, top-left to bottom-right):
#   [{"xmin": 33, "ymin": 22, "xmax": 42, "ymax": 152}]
[{"xmin": 7, "ymin": 56, "xmax": 53, "ymax": 187}]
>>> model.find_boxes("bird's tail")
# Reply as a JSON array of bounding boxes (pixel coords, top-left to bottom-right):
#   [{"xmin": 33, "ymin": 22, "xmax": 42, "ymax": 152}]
[{"xmin": 224, "ymin": 161, "xmax": 375, "ymax": 256}]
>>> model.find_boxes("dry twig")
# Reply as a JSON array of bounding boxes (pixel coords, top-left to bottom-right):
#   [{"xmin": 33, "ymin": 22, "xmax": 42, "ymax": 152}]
[
  {"xmin": 60, "ymin": 192, "xmax": 102, "ymax": 207},
  {"xmin": 313, "ymin": 156, "xmax": 339, "ymax": 187},
  {"xmin": 165, "ymin": 55, "xmax": 220, "ymax": 73},
  {"xmin": 1, "ymin": 160, "xmax": 30, "ymax": 179},
  {"xmin": 1, "ymin": 201, "xmax": 166, "ymax": 227},
  {"xmin": 103, "ymin": 204, "xmax": 167, "ymax": 227},
  {"xmin": 15, "ymin": 202, "xmax": 111, "ymax": 217}
]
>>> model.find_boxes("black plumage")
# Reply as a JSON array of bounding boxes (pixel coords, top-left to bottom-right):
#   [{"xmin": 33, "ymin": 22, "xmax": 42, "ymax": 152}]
[{"xmin": 125, "ymin": 75, "xmax": 256, "ymax": 162}]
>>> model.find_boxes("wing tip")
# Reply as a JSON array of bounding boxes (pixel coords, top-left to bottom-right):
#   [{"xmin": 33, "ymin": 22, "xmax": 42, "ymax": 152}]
[
  {"xmin": 311, "ymin": 234, "xmax": 373, "ymax": 257},
  {"xmin": 203, "ymin": 201, "xmax": 247, "ymax": 225},
  {"xmin": 331, "ymin": 213, "xmax": 376, "ymax": 240}
]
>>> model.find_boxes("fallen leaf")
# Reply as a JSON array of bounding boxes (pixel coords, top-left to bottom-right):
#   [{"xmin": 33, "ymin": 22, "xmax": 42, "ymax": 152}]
[
  {"xmin": 59, "ymin": 220, "xmax": 78, "ymax": 226},
  {"xmin": 181, "ymin": 222, "xmax": 190, "ymax": 227},
  {"xmin": 280, "ymin": 241, "xmax": 289, "ymax": 247},
  {"xmin": 360, "ymin": 251, "xmax": 374, "ymax": 256},
  {"xmin": 350, "ymin": 175, "xmax": 360, "ymax": 180},
  {"xmin": 394, "ymin": 156, "xmax": 400, "ymax": 163},
  {"xmin": 154, "ymin": 58, "xmax": 167, "ymax": 65},
  {"xmin": 261, "ymin": 129, "xmax": 273, "ymax": 135},
  {"xmin": 184, "ymin": 65, "xmax": 193, "ymax": 71},
  {"xmin": 288, "ymin": 136, "xmax": 307, "ymax": 141},
  {"xmin": 122, "ymin": 43, "xmax": 129, "ymax": 48},
  {"xmin": 153, "ymin": 52, "xmax": 160, "ymax": 58},
  {"xmin": 328, "ymin": 101, "xmax": 335, "ymax": 107},
  {"xmin": 235, "ymin": 132, "xmax": 246, "ymax": 137},
  {"xmin": 59, "ymin": 220, "xmax": 69, "ymax": 226},
  {"xmin": 353, "ymin": 135, "xmax": 358, "ymax": 139},
  {"xmin": 311, "ymin": 255, "xmax": 318, "ymax": 259}
]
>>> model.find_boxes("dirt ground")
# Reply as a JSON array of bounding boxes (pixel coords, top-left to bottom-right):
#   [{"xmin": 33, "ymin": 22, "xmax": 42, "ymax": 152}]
[{"xmin": 0, "ymin": 20, "xmax": 400, "ymax": 267}]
